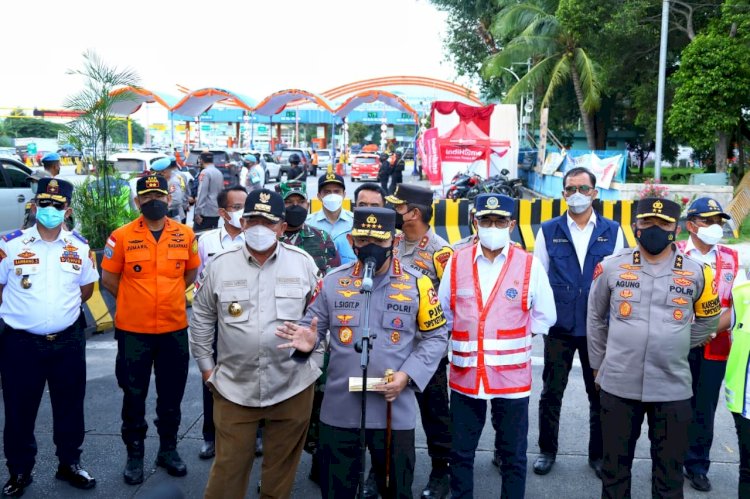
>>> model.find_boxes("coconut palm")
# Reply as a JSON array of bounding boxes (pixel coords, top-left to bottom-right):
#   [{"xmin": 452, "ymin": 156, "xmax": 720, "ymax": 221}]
[{"xmin": 482, "ymin": 0, "xmax": 602, "ymax": 150}]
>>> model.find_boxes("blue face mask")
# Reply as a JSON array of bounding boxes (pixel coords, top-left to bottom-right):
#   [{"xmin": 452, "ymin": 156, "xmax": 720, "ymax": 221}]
[{"xmin": 36, "ymin": 206, "xmax": 66, "ymax": 229}]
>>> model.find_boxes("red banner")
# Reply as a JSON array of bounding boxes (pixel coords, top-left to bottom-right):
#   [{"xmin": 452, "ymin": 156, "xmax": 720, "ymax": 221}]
[
  {"xmin": 422, "ymin": 128, "xmax": 441, "ymax": 185},
  {"xmin": 440, "ymin": 144, "xmax": 487, "ymax": 163}
]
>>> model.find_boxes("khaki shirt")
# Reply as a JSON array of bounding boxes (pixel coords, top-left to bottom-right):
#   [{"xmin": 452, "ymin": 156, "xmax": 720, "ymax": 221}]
[
  {"xmin": 587, "ymin": 247, "xmax": 720, "ymax": 402},
  {"xmin": 189, "ymin": 241, "xmax": 321, "ymax": 407}
]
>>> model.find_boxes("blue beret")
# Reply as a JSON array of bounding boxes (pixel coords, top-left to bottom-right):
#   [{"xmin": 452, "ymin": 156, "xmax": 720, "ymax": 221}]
[
  {"xmin": 151, "ymin": 157, "xmax": 172, "ymax": 172},
  {"xmin": 41, "ymin": 152, "xmax": 61, "ymax": 162},
  {"xmin": 475, "ymin": 193, "xmax": 515, "ymax": 218}
]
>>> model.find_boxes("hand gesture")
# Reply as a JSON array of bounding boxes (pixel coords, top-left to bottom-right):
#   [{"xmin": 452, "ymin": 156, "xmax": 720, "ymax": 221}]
[
  {"xmin": 276, "ymin": 317, "xmax": 319, "ymax": 353},
  {"xmin": 373, "ymin": 371, "xmax": 408, "ymax": 402}
]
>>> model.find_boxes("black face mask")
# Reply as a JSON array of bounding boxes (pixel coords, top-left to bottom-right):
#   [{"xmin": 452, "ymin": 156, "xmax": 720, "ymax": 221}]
[
  {"xmin": 354, "ymin": 243, "xmax": 392, "ymax": 271},
  {"xmin": 285, "ymin": 205, "xmax": 307, "ymax": 228},
  {"xmin": 394, "ymin": 211, "xmax": 404, "ymax": 230},
  {"xmin": 141, "ymin": 199, "xmax": 168, "ymax": 221},
  {"xmin": 636, "ymin": 225, "xmax": 676, "ymax": 255}
]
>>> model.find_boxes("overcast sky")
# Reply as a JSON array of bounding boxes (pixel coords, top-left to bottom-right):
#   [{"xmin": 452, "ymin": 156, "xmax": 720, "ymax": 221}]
[{"xmin": 4, "ymin": 0, "xmax": 459, "ymax": 112}]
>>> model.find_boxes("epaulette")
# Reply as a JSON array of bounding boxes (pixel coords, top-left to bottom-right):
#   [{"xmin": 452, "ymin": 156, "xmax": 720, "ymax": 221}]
[
  {"xmin": 72, "ymin": 230, "xmax": 88, "ymax": 244},
  {"xmin": 2, "ymin": 230, "xmax": 23, "ymax": 243}
]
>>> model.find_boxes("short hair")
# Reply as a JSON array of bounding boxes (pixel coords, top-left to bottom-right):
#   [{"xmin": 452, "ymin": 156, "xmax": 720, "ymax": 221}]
[
  {"xmin": 200, "ymin": 151, "xmax": 214, "ymax": 164},
  {"xmin": 409, "ymin": 203, "xmax": 433, "ymax": 224},
  {"xmin": 563, "ymin": 167, "xmax": 596, "ymax": 189},
  {"xmin": 217, "ymin": 186, "xmax": 247, "ymax": 210},
  {"xmin": 354, "ymin": 183, "xmax": 387, "ymax": 206}
]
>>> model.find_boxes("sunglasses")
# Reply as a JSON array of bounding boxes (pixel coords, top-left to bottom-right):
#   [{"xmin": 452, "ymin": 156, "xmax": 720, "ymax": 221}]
[
  {"xmin": 37, "ymin": 199, "xmax": 66, "ymax": 210},
  {"xmin": 564, "ymin": 185, "xmax": 594, "ymax": 194}
]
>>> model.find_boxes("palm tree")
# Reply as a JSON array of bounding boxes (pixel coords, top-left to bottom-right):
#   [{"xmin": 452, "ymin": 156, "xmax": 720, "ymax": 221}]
[{"xmin": 482, "ymin": 0, "xmax": 602, "ymax": 150}]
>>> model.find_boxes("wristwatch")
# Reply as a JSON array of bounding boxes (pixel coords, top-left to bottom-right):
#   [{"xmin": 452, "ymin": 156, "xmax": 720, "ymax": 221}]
[{"xmin": 406, "ymin": 375, "xmax": 414, "ymax": 387}]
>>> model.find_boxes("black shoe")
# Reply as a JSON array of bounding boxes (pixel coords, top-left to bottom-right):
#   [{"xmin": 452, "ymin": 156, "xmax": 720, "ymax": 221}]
[
  {"xmin": 421, "ymin": 474, "xmax": 450, "ymax": 499},
  {"xmin": 2, "ymin": 474, "xmax": 32, "ymax": 497},
  {"xmin": 123, "ymin": 456, "xmax": 144, "ymax": 485},
  {"xmin": 533, "ymin": 453, "xmax": 555, "ymax": 475},
  {"xmin": 156, "ymin": 449, "xmax": 187, "ymax": 477},
  {"xmin": 308, "ymin": 454, "xmax": 320, "ymax": 485},
  {"xmin": 255, "ymin": 436, "xmax": 263, "ymax": 457},
  {"xmin": 492, "ymin": 454, "xmax": 501, "ymax": 468},
  {"xmin": 56, "ymin": 464, "xmax": 96, "ymax": 490},
  {"xmin": 684, "ymin": 470, "xmax": 712, "ymax": 492},
  {"xmin": 588, "ymin": 458, "xmax": 603, "ymax": 480},
  {"xmin": 362, "ymin": 468, "xmax": 378, "ymax": 498},
  {"xmin": 198, "ymin": 440, "xmax": 215, "ymax": 460}
]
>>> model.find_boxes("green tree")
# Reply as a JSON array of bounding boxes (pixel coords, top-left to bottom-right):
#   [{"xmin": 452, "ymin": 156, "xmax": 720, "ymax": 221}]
[
  {"xmin": 2, "ymin": 117, "xmax": 67, "ymax": 138},
  {"xmin": 347, "ymin": 122, "xmax": 369, "ymax": 145},
  {"xmin": 110, "ymin": 119, "xmax": 145, "ymax": 144},
  {"xmin": 668, "ymin": 1, "xmax": 750, "ymax": 173}
]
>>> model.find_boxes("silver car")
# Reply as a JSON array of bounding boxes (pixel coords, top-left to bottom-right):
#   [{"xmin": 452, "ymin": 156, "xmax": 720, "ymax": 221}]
[{"xmin": 0, "ymin": 158, "xmax": 34, "ymax": 235}]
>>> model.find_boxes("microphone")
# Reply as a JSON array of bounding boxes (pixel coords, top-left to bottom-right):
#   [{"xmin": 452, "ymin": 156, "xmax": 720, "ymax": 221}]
[{"xmin": 361, "ymin": 257, "xmax": 376, "ymax": 293}]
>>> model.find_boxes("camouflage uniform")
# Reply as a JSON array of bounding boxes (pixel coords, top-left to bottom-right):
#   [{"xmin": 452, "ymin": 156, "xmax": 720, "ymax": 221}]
[{"xmin": 281, "ymin": 224, "xmax": 341, "ymax": 277}]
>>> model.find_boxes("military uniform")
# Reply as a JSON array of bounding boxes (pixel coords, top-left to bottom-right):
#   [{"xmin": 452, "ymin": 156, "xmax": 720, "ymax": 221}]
[
  {"xmin": 297, "ymin": 207, "xmax": 449, "ymax": 499},
  {"xmin": 387, "ymin": 184, "xmax": 453, "ymax": 495},
  {"xmin": 587, "ymin": 197, "xmax": 721, "ymax": 498},
  {"xmin": 0, "ymin": 178, "xmax": 98, "ymax": 496},
  {"xmin": 281, "ymin": 225, "xmax": 340, "ymax": 276}
]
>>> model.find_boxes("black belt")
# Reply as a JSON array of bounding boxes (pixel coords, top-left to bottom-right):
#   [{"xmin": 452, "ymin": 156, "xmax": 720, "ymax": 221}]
[{"xmin": 7, "ymin": 321, "xmax": 77, "ymax": 342}]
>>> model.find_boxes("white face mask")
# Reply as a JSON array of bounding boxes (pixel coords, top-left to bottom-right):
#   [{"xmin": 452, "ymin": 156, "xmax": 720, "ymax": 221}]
[
  {"xmin": 226, "ymin": 210, "xmax": 243, "ymax": 229},
  {"xmin": 566, "ymin": 192, "xmax": 592, "ymax": 214},
  {"xmin": 477, "ymin": 226, "xmax": 510, "ymax": 251},
  {"xmin": 696, "ymin": 223, "xmax": 723, "ymax": 246},
  {"xmin": 244, "ymin": 225, "xmax": 278, "ymax": 252},
  {"xmin": 322, "ymin": 193, "xmax": 344, "ymax": 212}
]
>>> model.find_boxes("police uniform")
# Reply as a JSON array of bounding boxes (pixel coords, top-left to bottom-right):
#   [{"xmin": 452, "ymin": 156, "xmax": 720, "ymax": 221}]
[
  {"xmin": 298, "ymin": 207, "xmax": 449, "ymax": 499},
  {"xmin": 387, "ymin": 184, "xmax": 453, "ymax": 494},
  {"xmin": 190, "ymin": 189, "xmax": 321, "ymax": 499},
  {"xmin": 0, "ymin": 178, "xmax": 98, "ymax": 495},
  {"xmin": 438, "ymin": 194, "xmax": 556, "ymax": 499},
  {"xmin": 587, "ymin": 197, "xmax": 721, "ymax": 498}
]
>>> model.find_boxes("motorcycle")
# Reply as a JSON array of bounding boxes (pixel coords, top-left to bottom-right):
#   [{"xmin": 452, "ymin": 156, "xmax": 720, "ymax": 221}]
[
  {"xmin": 449, "ymin": 169, "xmax": 524, "ymax": 201},
  {"xmin": 446, "ymin": 172, "xmax": 483, "ymax": 200}
]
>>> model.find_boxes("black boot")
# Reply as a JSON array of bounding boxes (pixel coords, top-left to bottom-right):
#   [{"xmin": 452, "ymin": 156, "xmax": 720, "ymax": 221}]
[
  {"xmin": 421, "ymin": 464, "xmax": 450, "ymax": 499},
  {"xmin": 156, "ymin": 444, "xmax": 187, "ymax": 477},
  {"xmin": 362, "ymin": 467, "xmax": 379, "ymax": 499},
  {"xmin": 123, "ymin": 442, "xmax": 144, "ymax": 485}
]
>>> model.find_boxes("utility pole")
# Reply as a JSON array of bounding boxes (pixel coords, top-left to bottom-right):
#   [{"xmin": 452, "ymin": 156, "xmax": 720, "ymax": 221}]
[{"xmin": 654, "ymin": 0, "xmax": 671, "ymax": 181}]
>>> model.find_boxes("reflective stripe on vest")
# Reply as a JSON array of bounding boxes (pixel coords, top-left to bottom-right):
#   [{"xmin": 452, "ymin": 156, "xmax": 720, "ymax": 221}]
[{"xmin": 449, "ymin": 244, "xmax": 533, "ymax": 396}]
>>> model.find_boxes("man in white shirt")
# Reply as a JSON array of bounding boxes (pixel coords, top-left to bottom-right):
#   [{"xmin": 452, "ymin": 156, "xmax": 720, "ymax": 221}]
[
  {"xmin": 438, "ymin": 193, "xmax": 556, "ymax": 499},
  {"xmin": 531, "ymin": 167, "xmax": 624, "ymax": 479}
]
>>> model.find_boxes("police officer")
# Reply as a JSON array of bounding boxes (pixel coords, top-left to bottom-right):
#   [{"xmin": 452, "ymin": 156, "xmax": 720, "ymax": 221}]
[
  {"xmin": 388, "ymin": 151, "xmax": 405, "ymax": 194},
  {"xmin": 386, "ymin": 183, "xmax": 453, "ymax": 498},
  {"xmin": 277, "ymin": 207, "xmax": 449, "ymax": 499},
  {"xmin": 587, "ymin": 197, "xmax": 721, "ymax": 498},
  {"xmin": 152, "ymin": 157, "xmax": 189, "ymax": 223},
  {"xmin": 288, "ymin": 153, "xmax": 306, "ymax": 181},
  {"xmin": 243, "ymin": 154, "xmax": 265, "ymax": 192},
  {"xmin": 532, "ymin": 167, "xmax": 624, "ymax": 478},
  {"xmin": 190, "ymin": 189, "xmax": 321, "ymax": 499},
  {"xmin": 676, "ymin": 197, "xmax": 737, "ymax": 492},
  {"xmin": 438, "ymin": 193, "xmax": 556, "ymax": 499},
  {"xmin": 194, "ymin": 151, "xmax": 225, "ymax": 230},
  {"xmin": 101, "ymin": 173, "xmax": 201, "ymax": 485},
  {"xmin": 378, "ymin": 153, "xmax": 391, "ymax": 192},
  {"xmin": 195, "ymin": 186, "xmax": 248, "ymax": 459},
  {"xmin": 278, "ymin": 180, "xmax": 340, "ymax": 276},
  {"xmin": 0, "ymin": 178, "xmax": 98, "ymax": 496}
]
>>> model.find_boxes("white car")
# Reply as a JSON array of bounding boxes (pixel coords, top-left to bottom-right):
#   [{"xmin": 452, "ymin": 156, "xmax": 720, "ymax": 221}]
[
  {"xmin": 0, "ymin": 158, "xmax": 34, "ymax": 235},
  {"xmin": 240, "ymin": 150, "xmax": 280, "ymax": 183}
]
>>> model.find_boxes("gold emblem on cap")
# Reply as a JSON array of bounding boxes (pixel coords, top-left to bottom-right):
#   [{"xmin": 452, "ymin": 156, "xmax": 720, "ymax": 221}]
[
  {"xmin": 366, "ymin": 214, "xmax": 378, "ymax": 224},
  {"xmin": 653, "ymin": 200, "xmax": 663, "ymax": 211},
  {"xmin": 48, "ymin": 179, "xmax": 59, "ymax": 194},
  {"xmin": 228, "ymin": 301, "xmax": 243, "ymax": 317},
  {"xmin": 326, "ymin": 171, "xmax": 336, "ymax": 181},
  {"xmin": 708, "ymin": 199, "xmax": 718, "ymax": 208},
  {"xmin": 486, "ymin": 197, "xmax": 499, "ymax": 208},
  {"xmin": 259, "ymin": 192, "xmax": 270, "ymax": 203},
  {"xmin": 146, "ymin": 177, "xmax": 159, "ymax": 189}
]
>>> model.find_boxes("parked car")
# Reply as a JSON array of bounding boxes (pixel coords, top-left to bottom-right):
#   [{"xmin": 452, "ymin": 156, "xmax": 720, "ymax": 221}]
[
  {"xmin": 237, "ymin": 150, "xmax": 281, "ymax": 183},
  {"xmin": 58, "ymin": 144, "xmax": 83, "ymax": 158},
  {"xmin": 274, "ymin": 148, "xmax": 312, "ymax": 180},
  {"xmin": 0, "ymin": 147, "xmax": 22, "ymax": 163},
  {"xmin": 316, "ymin": 149, "xmax": 333, "ymax": 171},
  {"xmin": 350, "ymin": 153, "xmax": 380, "ymax": 182},
  {"xmin": 110, "ymin": 152, "xmax": 169, "ymax": 174},
  {"xmin": 184, "ymin": 149, "xmax": 240, "ymax": 187},
  {"xmin": 0, "ymin": 158, "xmax": 34, "ymax": 235}
]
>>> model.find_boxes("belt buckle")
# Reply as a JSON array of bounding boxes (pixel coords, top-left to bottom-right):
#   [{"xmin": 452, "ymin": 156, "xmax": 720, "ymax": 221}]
[{"xmin": 46, "ymin": 334, "xmax": 58, "ymax": 342}]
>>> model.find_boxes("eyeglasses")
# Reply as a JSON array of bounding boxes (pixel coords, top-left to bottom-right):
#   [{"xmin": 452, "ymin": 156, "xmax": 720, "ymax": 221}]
[
  {"xmin": 477, "ymin": 218, "xmax": 511, "ymax": 228},
  {"xmin": 36, "ymin": 199, "xmax": 66, "ymax": 210},
  {"xmin": 564, "ymin": 185, "xmax": 594, "ymax": 195}
]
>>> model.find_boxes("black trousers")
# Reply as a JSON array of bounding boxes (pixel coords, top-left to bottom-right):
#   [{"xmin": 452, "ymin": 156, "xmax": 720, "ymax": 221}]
[
  {"xmin": 194, "ymin": 216, "xmax": 219, "ymax": 231},
  {"xmin": 600, "ymin": 390, "xmax": 690, "ymax": 499},
  {"xmin": 538, "ymin": 334, "xmax": 602, "ymax": 459},
  {"xmin": 115, "ymin": 329, "xmax": 189, "ymax": 448},
  {"xmin": 415, "ymin": 356, "xmax": 451, "ymax": 474},
  {"xmin": 732, "ymin": 412, "xmax": 750, "ymax": 498},
  {"xmin": 319, "ymin": 423, "xmax": 415, "ymax": 499},
  {"xmin": 1, "ymin": 321, "xmax": 86, "ymax": 474}
]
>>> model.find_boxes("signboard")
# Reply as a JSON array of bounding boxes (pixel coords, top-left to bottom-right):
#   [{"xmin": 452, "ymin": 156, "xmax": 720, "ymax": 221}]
[
  {"xmin": 27, "ymin": 143, "xmax": 37, "ymax": 155},
  {"xmin": 201, "ymin": 125, "xmax": 211, "ymax": 131},
  {"xmin": 257, "ymin": 125, "xmax": 268, "ymax": 133},
  {"xmin": 440, "ymin": 145, "xmax": 487, "ymax": 163},
  {"xmin": 285, "ymin": 111, "xmax": 296, "ymax": 118},
  {"xmin": 421, "ymin": 128, "xmax": 441, "ymax": 185},
  {"xmin": 367, "ymin": 112, "xmax": 378, "ymax": 119}
]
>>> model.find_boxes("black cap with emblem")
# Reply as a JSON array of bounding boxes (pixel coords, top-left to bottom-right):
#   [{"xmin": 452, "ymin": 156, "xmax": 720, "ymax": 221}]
[
  {"xmin": 385, "ymin": 184, "xmax": 433, "ymax": 206},
  {"xmin": 636, "ymin": 197, "xmax": 681, "ymax": 223},
  {"xmin": 243, "ymin": 188, "xmax": 285, "ymax": 222},
  {"xmin": 351, "ymin": 207, "xmax": 396, "ymax": 240},
  {"xmin": 318, "ymin": 167, "xmax": 346, "ymax": 190},
  {"xmin": 36, "ymin": 178, "xmax": 73, "ymax": 203},
  {"xmin": 136, "ymin": 174, "xmax": 169, "ymax": 196}
]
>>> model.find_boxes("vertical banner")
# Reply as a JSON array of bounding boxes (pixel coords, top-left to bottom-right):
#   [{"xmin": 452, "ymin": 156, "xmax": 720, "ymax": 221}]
[
  {"xmin": 536, "ymin": 107, "xmax": 549, "ymax": 171},
  {"xmin": 422, "ymin": 128, "xmax": 441, "ymax": 185}
]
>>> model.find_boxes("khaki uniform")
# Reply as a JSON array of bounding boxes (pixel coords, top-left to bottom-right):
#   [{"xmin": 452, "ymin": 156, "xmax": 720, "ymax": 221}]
[{"xmin": 587, "ymin": 247, "xmax": 721, "ymax": 402}]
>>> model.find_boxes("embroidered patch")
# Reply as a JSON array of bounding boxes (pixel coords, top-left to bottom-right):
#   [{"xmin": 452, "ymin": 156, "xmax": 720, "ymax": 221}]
[
  {"xmin": 428, "ymin": 288, "xmax": 439, "ymax": 305},
  {"xmin": 414, "ymin": 260, "xmax": 429, "ymax": 270},
  {"xmin": 337, "ymin": 314, "xmax": 353, "ymax": 325},
  {"xmin": 338, "ymin": 290, "xmax": 359, "ymax": 298},
  {"xmin": 418, "ymin": 250, "xmax": 431, "ymax": 260},
  {"xmin": 353, "ymin": 279, "xmax": 362, "ymax": 288},
  {"xmin": 725, "ymin": 273, "xmax": 734, "ymax": 282},
  {"xmin": 620, "ymin": 289, "xmax": 633, "ymax": 299},
  {"xmin": 391, "ymin": 317, "xmax": 403, "ymax": 328},
  {"xmin": 672, "ymin": 297, "xmax": 689, "ymax": 306},
  {"xmin": 619, "ymin": 272, "xmax": 638, "ymax": 281},
  {"xmin": 339, "ymin": 327, "xmax": 353, "ymax": 345},
  {"xmin": 673, "ymin": 278, "xmax": 692, "ymax": 287},
  {"xmin": 391, "ymin": 331, "xmax": 401, "ymax": 343},
  {"xmin": 673, "ymin": 270, "xmax": 694, "ymax": 277},
  {"xmin": 388, "ymin": 293, "xmax": 412, "ymax": 302},
  {"xmin": 673, "ymin": 309, "xmax": 684, "ymax": 320},
  {"xmin": 593, "ymin": 263, "xmax": 603, "ymax": 280},
  {"xmin": 619, "ymin": 264, "xmax": 641, "ymax": 271},
  {"xmin": 338, "ymin": 278, "xmax": 352, "ymax": 287},
  {"xmin": 391, "ymin": 282, "xmax": 412, "ymax": 291},
  {"xmin": 619, "ymin": 301, "xmax": 632, "ymax": 317},
  {"xmin": 505, "ymin": 288, "xmax": 519, "ymax": 300}
]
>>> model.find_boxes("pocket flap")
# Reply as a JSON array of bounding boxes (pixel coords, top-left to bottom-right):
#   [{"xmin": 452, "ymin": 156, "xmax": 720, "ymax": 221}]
[
  {"xmin": 124, "ymin": 250, "xmax": 150, "ymax": 262},
  {"xmin": 220, "ymin": 289, "xmax": 250, "ymax": 303},
  {"xmin": 167, "ymin": 249, "xmax": 189, "ymax": 261},
  {"xmin": 275, "ymin": 286, "xmax": 304, "ymax": 299}
]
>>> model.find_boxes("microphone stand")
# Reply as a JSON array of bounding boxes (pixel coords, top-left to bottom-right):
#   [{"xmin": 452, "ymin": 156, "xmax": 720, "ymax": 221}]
[{"xmin": 355, "ymin": 260, "xmax": 375, "ymax": 499}]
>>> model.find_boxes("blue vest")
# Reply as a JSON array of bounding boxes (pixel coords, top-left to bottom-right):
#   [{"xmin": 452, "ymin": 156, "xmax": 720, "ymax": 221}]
[{"xmin": 541, "ymin": 212, "xmax": 620, "ymax": 337}]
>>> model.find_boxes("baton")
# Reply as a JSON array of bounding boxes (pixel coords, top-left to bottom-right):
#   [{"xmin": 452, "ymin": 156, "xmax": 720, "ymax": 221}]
[{"xmin": 384, "ymin": 369, "xmax": 394, "ymax": 489}]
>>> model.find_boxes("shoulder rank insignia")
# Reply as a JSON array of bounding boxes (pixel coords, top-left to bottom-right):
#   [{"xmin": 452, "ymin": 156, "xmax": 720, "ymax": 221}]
[
  {"xmin": 2, "ymin": 229, "xmax": 22, "ymax": 243},
  {"xmin": 72, "ymin": 230, "xmax": 88, "ymax": 244},
  {"xmin": 633, "ymin": 251, "xmax": 641, "ymax": 265},
  {"xmin": 418, "ymin": 235, "xmax": 429, "ymax": 249},
  {"xmin": 674, "ymin": 254, "xmax": 683, "ymax": 269}
]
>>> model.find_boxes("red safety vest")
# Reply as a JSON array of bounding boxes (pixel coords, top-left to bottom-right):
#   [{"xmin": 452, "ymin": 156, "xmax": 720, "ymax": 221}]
[
  {"xmin": 676, "ymin": 240, "xmax": 738, "ymax": 360},
  {"xmin": 449, "ymin": 243, "xmax": 534, "ymax": 396}
]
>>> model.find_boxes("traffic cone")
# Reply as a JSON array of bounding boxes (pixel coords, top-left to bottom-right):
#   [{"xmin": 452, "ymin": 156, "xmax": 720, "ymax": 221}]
[{"xmin": 25, "ymin": 157, "xmax": 34, "ymax": 168}]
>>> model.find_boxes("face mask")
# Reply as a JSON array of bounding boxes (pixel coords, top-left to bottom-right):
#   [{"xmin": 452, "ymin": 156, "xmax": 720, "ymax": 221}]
[
  {"xmin": 141, "ymin": 199, "xmax": 168, "ymax": 221},
  {"xmin": 696, "ymin": 223, "xmax": 723, "ymax": 246},
  {"xmin": 322, "ymin": 193, "xmax": 343, "ymax": 212},
  {"xmin": 394, "ymin": 211, "xmax": 405, "ymax": 230},
  {"xmin": 244, "ymin": 225, "xmax": 278, "ymax": 252},
  {"xmin": 636, "ymin": 225, "xmax": 675, "ymax": 255},
  {"xmin": 285, "ymin": 205, "xmax": 308, "ymax": 228},
  {"xmin": 566, "ymin": 192, "xmax": 592, "ymax": 214},
  {"xmin": 36, "ymin": 206, "xmax": 66, "ymax": 229},
  {"xmin": 477, "ymin": 226, "xmax": 510, "ymax": 251},
  {"xmin": 225, "ymin": 209, "xmax": 243, "ymax": 229},
  {"xmin": 354, "ymin": 242, "xmax": 392, "ymax": 270}
]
